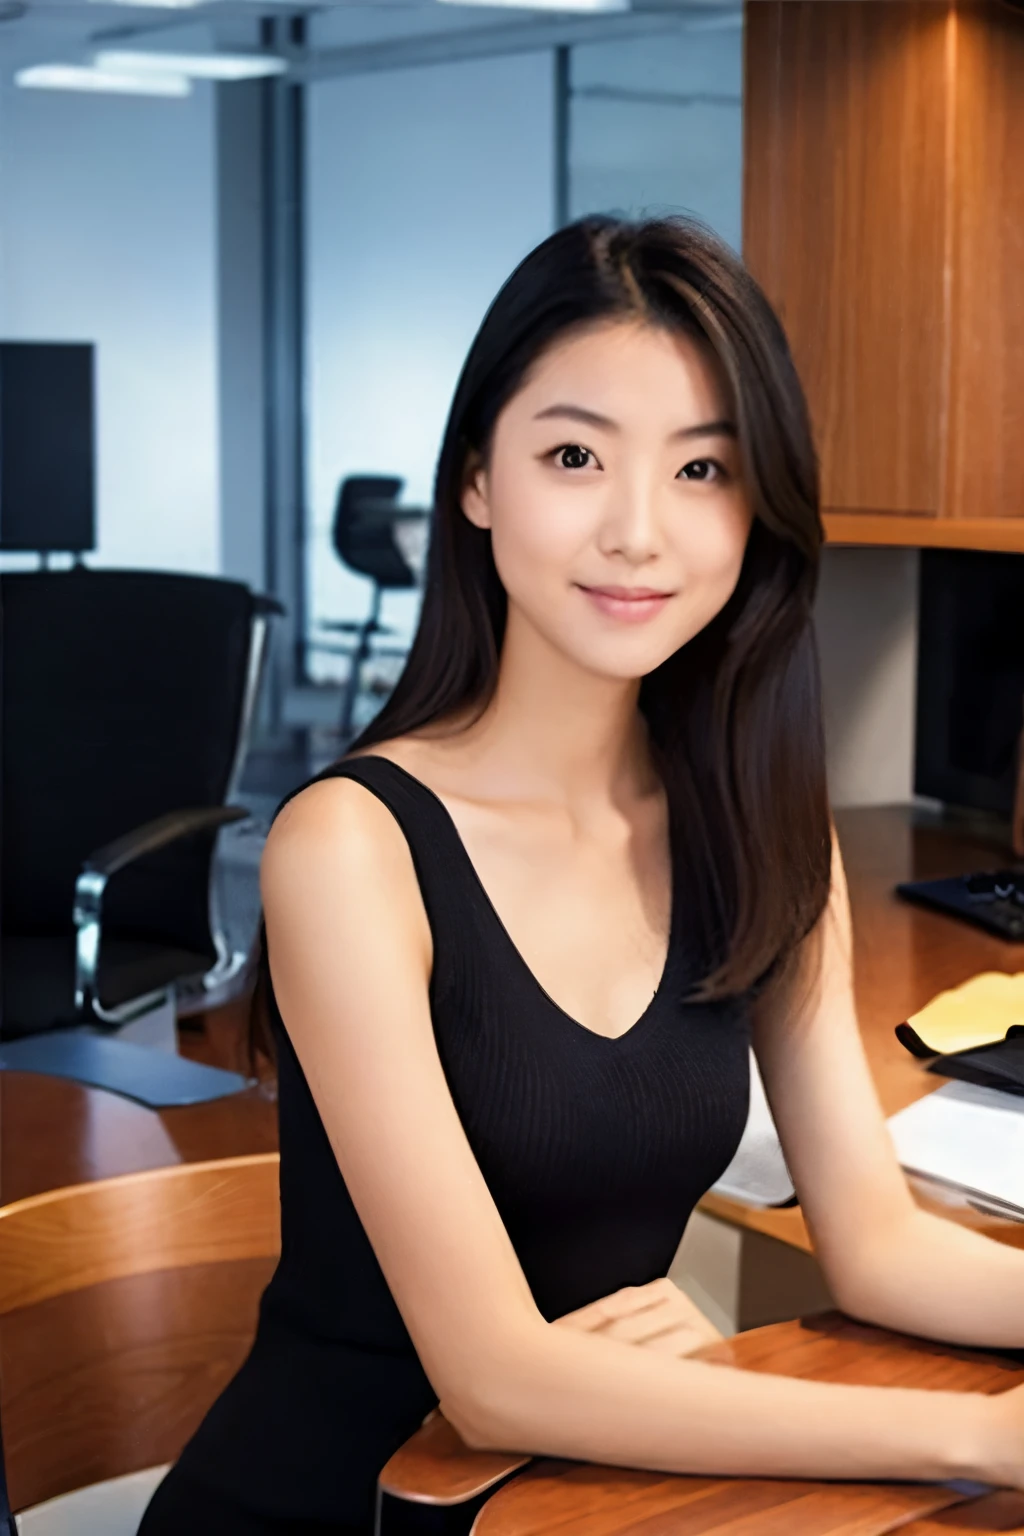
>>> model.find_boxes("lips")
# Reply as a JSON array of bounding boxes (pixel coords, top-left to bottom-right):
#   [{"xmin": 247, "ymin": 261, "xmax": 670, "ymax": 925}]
[
  {"xmin": 579, "ymin": 586, "xmax": 672, "ymax": 600},
  {"xmin": 576, "ymin": 584, "xmax": 674, "ymax": 623}
]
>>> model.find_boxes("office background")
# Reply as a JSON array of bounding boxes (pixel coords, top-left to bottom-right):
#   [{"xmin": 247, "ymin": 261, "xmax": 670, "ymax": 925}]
[{"xmin": 0, "ymin": 0, "xmax": 914, "ymax": 814}]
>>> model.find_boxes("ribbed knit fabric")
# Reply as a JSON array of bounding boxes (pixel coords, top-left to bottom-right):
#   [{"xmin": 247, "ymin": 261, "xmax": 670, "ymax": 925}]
[{"xmin": 141, "ymin": 755, "xmax": 752, "ymax": 1532}]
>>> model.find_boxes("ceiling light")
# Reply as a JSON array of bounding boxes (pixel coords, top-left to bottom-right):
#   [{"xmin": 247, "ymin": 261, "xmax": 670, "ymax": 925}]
[
  {"xmin": 16, "ymin": 63, "xmax": 191, "ymax": 95},
  {"xmin": 96, "ymin": 49, "xmax": 288, "ymax": 80},
  {"xmin": 437, "ymin": 0, "xmax": 629, "ymax": 9},
  {"xmin": 87, "ymin": 0, "xmax": 210, "ymax": 9}
]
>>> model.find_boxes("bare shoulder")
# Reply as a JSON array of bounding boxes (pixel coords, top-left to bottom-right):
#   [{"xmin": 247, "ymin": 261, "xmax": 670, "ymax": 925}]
[{"xmin": 260, "ymin": 766, "xmax": 432, "ymax": 964}]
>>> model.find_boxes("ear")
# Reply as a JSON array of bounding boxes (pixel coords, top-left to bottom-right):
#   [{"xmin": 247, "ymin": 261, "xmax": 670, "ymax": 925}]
[{"xmin": 460, "ymin": 452, "xmax": 492, "ymax": 531}]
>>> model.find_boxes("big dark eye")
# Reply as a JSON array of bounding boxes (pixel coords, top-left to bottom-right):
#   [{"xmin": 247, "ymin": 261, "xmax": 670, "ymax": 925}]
[
  {"xmin": 679, "ymin": 458, "xmax": 724, "ymax": 483},
  {"xmin": 557, "ymin": 444, "xmax": 593, "ymax": 470}
]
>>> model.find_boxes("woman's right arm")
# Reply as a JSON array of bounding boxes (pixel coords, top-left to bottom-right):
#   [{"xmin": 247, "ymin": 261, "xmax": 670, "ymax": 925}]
[{"xmin": 260, "ymin": 778, "xmax": 1023, "ymax": 1489}]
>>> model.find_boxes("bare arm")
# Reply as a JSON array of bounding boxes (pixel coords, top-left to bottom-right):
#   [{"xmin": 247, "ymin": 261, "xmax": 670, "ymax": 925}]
[
  {"xmin": 260, "ymin": 781, "xmax": 1022, "ymax": 1489},
  {"xmin": 756, "ymin": 827, "xmax": 1024, "ymax": 1351}
]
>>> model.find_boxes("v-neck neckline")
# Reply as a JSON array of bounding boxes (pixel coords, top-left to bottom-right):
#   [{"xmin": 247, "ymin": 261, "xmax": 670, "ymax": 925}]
[{"xmin": 346, "ymin": 754, "xmax": 678, "ymax": 1046}]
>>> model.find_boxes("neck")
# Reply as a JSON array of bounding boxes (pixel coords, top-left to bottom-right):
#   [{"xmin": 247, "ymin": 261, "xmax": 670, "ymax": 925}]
[{"xmin": 437, "ymin": 604, "xmax": 660, "ymax": 812}]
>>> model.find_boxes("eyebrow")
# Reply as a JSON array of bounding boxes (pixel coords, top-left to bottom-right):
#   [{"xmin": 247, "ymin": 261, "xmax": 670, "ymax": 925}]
[{"xmin": 532, "ymin": 403, "xmax": 737, "ymax": 441}]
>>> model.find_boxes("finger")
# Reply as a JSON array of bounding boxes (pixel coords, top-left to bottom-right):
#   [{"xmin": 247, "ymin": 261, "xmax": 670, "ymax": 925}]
[
  {"xmin": 642, "ymin": 1325, "xmax": 721, "ymax": 1358},
  {"xmin": 553, "ymin": 1287, "xmax": 667, "ymax": 1332}
]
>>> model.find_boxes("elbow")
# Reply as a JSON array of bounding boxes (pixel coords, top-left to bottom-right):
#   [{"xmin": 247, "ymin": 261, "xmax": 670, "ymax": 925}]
[
  {"xmin": 437, "ymin": 1329, "xmax": 551, "ymax": 1454},
  {"xmin": 439, "ymin": 1395, "xmax": 506, "ymax": 1453},
  {"xmin": 820, "ymin": 1230, "xmax": 913, "ymax": 1327}
]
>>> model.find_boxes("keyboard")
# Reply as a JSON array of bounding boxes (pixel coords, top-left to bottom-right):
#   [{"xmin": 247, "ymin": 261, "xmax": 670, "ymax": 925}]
[{"xmin": 896, "ymin": 868, "xmax": 1024, "ymax": 940}]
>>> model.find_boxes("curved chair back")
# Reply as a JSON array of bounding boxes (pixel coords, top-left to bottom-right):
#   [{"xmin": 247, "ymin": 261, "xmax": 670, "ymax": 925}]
[
  {"xmin": 0, "ymin": 1154, "xmax": 281, "ymax": 1515},
  {"xmin": 1, "ymin": 569, "xmax": 277, "ymax": 1038},
  {"xmin": 332, "ymin": 475, "xmax": 418, "ymax": 590}
]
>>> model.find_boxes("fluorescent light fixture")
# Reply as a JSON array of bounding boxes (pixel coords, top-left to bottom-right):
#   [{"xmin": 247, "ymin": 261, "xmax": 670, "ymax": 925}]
[
  {"xmin": 87, "ymin": 0, "xmax": 210, "ymax": 8},
  {"xmin": 16, "ymin": 63, "xmax": 191, "ymax": 95},
  {"xmin": 437, "ymin": 0, "xmax": 629, "ymax": 9},
  {"xmin": 96, "ymin": 49, "xmax": 288, "ymax": 81}
]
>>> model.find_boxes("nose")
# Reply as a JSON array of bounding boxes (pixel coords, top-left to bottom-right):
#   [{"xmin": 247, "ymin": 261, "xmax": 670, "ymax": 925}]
[{"xmin": 596, "ymin": 473, "xmax": 663, "ymax": 565}]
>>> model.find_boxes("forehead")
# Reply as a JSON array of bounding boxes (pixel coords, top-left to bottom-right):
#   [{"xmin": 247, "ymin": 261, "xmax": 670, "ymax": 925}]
[{"xmin": 513, "ymin": 319, "xmax": 731, "ymax": 420}]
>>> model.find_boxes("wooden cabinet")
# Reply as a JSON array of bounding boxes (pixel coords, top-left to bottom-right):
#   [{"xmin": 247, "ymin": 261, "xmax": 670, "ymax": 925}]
[{"xmin": 743, "ymin": 1, "xmax": 1024, "ymax": 552}]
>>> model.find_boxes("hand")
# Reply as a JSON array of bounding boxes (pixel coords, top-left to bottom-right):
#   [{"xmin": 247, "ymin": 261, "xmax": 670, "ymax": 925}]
[{"xmin": 552, "ymin": 1276, "xmax": 724, "ymax": 1359}]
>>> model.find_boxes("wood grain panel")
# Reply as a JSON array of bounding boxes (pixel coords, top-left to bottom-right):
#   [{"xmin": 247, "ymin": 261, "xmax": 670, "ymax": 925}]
[
  {"xmin": 382, "ymin": 1317, "xmax": 1024, "ymax": 1533},
  {"xmin": 380, "ymin": 1411, "xmax": 530, "ymax": 1504},
  {"xmin": 472, "ymin": 1464, "xmax": 967, "ymax": 1536},
  {"xmin": 824, "ymin": 513, "xmax": 1024, "ymax": 554},
  {"xmin": 945, "ymin": 3, "xmax": 1024, "ymax": 522},
  {"xmin": 465, "ymin": 1316, "xmax": 1024, "ymax": 1535},
  {"xmin": 0, "ymin": 1153, "xmax": 281, "ymax": 1313},
  {"xmin": 744, "ymin": 2, "xmax": 950, "ymax": 518},
  {"xmin": 0, "ymin": 1255, "xmax": 275, "ymax": 1513},
  {"xmin": 697, "ymin": 1313, "xmax": 1023, "ymax": 1392},
  {"xmin": 0, "ymin": 1004, "xmax": 277, "ymax": 1210},
  {"xmin": 899, "ymin": 1490, "xmax": 1024, "ymax": 1531}
]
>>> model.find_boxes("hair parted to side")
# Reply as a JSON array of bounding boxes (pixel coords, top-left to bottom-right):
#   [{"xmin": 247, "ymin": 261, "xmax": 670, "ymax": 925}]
[{"xmin": 251, "ymin": 214, "xmax": 832, "ymax": 1063}]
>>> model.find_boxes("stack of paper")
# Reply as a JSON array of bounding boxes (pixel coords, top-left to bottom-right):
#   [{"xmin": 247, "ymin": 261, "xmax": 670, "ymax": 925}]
[
  {"xmin": 887, "ymin": 1081, "xmax": 1024, "ymax": 1219},
  {"xmin": 710, "ymin": 1051, "xmax": 796, "ymax": 1208},
  {"xmin": 710, "ymin": 1048, "xmax": 1024, "ymax": 1220}
]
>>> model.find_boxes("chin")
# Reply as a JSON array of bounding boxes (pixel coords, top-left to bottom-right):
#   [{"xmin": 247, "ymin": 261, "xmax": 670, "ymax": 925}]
[{"xmin": 561, "ymin": 635, "xmax": 681, "ymax": 683}]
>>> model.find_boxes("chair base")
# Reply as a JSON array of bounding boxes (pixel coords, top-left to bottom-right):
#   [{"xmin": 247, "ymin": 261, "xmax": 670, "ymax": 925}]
[{"xmin": 15, "ymin": 1464, "xmax": 170, "ymax": 1536}]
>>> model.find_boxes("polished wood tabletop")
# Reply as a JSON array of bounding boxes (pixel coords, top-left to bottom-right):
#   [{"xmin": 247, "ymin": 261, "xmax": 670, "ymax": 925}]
[
  {"xmin": 0, "ymin": 996, "xmax": 277, "ymax": 1207},
  {"xmin": 382, "ymin": 1313, "xmax": 1024, "ymax": 1536}
]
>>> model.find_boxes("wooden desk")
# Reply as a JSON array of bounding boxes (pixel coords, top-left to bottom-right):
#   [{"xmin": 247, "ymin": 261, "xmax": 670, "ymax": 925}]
[
  {"xmin": 700, "ymin": 804, "xmax": 1024, "ymax": 1255},
  {"xmin": 0, "ymin": 996, "xmax": 277, "ymax": 1207},
  {"xmin": 382, "ymin": 1313, "xmax": 1024, "ymax": 1536}
]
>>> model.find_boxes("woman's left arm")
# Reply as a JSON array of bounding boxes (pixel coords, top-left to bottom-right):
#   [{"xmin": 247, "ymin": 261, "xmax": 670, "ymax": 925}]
[{"xmin": 755, "ymin": 827, "xmax": 1024, "ymax": 1351}]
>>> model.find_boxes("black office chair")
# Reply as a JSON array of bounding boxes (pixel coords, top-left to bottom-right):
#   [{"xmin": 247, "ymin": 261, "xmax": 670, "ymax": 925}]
[
  {"xmin": 0, "ymin": 569, "xmax": 279, "ymax": 1102},
  {"xmin": 317, "ymin": 475, "xmax": 428, "ymax": 741}
]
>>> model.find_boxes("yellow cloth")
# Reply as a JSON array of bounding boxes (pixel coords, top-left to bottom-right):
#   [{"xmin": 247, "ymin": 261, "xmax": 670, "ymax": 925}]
[{"xmin": 905, "ymin": 970, "xmax": 1024, "ymax": 1055}]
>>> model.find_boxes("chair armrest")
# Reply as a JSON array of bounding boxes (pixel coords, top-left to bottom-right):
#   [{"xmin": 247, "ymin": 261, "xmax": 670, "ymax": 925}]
[
  {"xmin": 253, "ymin": 593, "xmax": 286, "ymax": 617},
  {"xmin": 74, "ymin": 806, "xmax": 250, "ymax": 1017},
  {"xmin": 83, "ymin": 805, "xmax": 248, "ymax": 879},
  {"xmin": 378, "ymin": 1409, "xmax": 530, "ymax": 1506}
]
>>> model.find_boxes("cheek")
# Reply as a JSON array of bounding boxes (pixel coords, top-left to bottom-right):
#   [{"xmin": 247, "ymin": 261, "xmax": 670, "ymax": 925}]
[
  {"xmin": 677, "ymin": 499, "xmax": 751, "ymax": 586},
  {"xmin": 487, "ymin": 480, "xmax": 581, "ymax": 591}
]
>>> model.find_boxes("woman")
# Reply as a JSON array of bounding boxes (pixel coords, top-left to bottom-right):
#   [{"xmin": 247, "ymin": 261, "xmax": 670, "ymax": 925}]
[{"xmin": 140, "ymin": 216, "xmax": 1024, "ymax": 1535}]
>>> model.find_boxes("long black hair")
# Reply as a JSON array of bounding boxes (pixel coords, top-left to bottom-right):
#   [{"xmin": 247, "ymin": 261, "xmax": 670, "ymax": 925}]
[{"xmin": 252, "ymin": 214, "xmax": 831, "ymax": 1063}]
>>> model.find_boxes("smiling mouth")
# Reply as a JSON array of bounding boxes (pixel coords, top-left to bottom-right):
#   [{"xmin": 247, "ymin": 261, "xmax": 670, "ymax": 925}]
[
  {"xmin": 575, "ymin": 584, "xmax": 675, "ymax": 623},
  {"xmin": 577, "ymin": 585, "xmax": 674, "ymax": 600}
]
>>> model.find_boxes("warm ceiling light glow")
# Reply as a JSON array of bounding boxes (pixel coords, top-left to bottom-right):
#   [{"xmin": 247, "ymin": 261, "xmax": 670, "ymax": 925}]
[
  {"xmin": 16, "ymin": 63, "xmax": 192, "ymax": 95},
  {"xmin": 96, "ymin": 49, "xmax": 288, "ymax": 80},
  {"xmin": 437, "ymin": 0, "xmax": 629, "ymax": 10}
]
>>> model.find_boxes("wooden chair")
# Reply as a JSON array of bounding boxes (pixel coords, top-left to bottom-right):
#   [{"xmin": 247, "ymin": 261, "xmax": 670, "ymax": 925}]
[
  {"xmin": 380, "ymin": 1313, "xmax": 1024, "ymax": 1536},
  {"xmin": 0, "ymin": 1153, "xmax": 280, "ymax": 1524}
]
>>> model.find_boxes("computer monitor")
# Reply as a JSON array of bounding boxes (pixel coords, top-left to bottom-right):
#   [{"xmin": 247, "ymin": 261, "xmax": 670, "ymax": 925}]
[
  {"xmin": 915, "ymin": 548, "xmax": 1024, "ymax": 817},
  {"xmin": 0, "ymin": 341, "xmax": 96, "ymax": 554}
]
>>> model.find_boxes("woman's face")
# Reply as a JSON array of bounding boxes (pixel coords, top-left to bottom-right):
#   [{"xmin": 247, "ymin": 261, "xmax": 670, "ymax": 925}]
[{"xmin": 462, "ymin": 318, "xmax": 754, "ymax": 681}]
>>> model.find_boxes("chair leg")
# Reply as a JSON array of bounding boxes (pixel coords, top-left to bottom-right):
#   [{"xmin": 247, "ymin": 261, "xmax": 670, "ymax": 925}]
[
  {"xmin": 339, "ymin": 584, "xmax": 383, "ymax": 742},
  {"xmin": 0, "ymin": 1410, "xmax": 16, "ymax": 1536}
]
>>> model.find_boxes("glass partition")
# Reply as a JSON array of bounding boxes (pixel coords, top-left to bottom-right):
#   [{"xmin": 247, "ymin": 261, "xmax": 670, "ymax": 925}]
[
  {"xmin": 302, "ymin": 4, "xmax": 744, "ymax": 736},
  {"xmin": 568, "ymin": 17, "xmax": 743, "ymax": 248},
  {"xmin": 304, "ymin": 48, "xmax": 556, "ymax": 698}
]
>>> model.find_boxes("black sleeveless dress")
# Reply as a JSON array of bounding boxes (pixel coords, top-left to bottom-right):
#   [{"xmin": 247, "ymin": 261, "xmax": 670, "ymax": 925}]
[{"xmin": 139, "ymin": 756, "xmax": 752, "ymax": 1534}]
